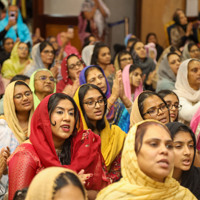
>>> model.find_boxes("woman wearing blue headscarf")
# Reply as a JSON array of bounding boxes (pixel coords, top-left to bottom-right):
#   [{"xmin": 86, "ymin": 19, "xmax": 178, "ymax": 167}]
[
  {"xmin": 0, "ymin": 5, "xmax": 31, "ymax": 45},
  {"xmin": 79, "ymin": 65, "xmax": 130, "ymax": 133}
]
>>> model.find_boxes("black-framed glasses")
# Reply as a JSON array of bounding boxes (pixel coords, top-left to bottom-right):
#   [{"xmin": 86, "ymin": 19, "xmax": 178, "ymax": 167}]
[
  {"xmin": 143, "ymin": 103, "xmax": 168, "ymax": 117},
  {"xmin": 68, "ymin": 61, "xmax": 83, "ymax": 70},
  {"xmin": 35, "ymin": 75, "xmax": 56, "ymax": 83},
  {"xmin": 14, "ymin": 91, "xmax": 32, "ymax": 99},
  {"xmin": 83, "ymin": 98, "xmax": 106, "ymax": 108},
  {"xmin": 167, "ymin": 103, "xmax": 182, "ymax": 110}
]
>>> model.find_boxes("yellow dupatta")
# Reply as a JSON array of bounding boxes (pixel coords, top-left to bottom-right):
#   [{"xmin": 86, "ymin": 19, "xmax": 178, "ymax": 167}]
[
  {"xmin": 96, "ymin": 120, "xmax": 197, "ymax": 200},
  {"xmin": 1, "ymin": 42, "xmax": 31, "ymax": 79},
  {"xmin": 4, "ymin": 81, "xmax": 33, "ymax": 144},
  {"xmin": 74, "ymin": 85, "xmax": 126, "ymax": 170},
  {"xmin": 25, "ymin": 167, "xmax": 87, "ymax": 200}
]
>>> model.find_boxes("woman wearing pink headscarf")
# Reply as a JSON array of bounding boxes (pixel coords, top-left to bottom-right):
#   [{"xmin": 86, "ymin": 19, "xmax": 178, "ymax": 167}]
[{"xmin": 122, "ymin": 64, "xmax": 143, "ymax": 102}]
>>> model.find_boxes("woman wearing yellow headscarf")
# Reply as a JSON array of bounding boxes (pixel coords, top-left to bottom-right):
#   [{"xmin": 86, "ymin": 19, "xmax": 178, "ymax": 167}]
[
  {"xmin": 25, "ymin": 167, "xmax": 87, "ymax": 200},
  {"xmin": 97, "ymin": 119, "xmax": 196, "ymax": 200},
  {"xmin": 4, "ymin": 80, "xmax": 33, "ymax": 143},
  {"xmin": 1, "ymin": 42, "xmax": 31, "ymax": 79},
  {"xmin": 74, "ymin": 84, "xmax": 126, "ymax": 180}
]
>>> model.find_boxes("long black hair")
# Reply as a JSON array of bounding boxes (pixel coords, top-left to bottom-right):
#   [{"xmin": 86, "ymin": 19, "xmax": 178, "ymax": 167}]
[
  {"xmin": 78, "ymin": 84, "xmax": 107, "ymax": 132},
  {"xmin": 48, "ymin": 93, "xmax": 79, "ymax": 165},
  {"xmin": 166, "ymin": 122, "xmax": 200, "ymax": 199}
]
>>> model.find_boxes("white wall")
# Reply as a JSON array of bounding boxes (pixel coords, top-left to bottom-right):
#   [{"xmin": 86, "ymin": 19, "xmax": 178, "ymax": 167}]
[
  {"xmin": 105, "ymin": 0, "xmax": 135, "ymax": 54},
  {"xmin": 44, "ymin": 0, "xmax": 84, "ymax": 16},
  {"xmin": 43, "ymin": 0, "xmax": 136, "ymax": 54}
]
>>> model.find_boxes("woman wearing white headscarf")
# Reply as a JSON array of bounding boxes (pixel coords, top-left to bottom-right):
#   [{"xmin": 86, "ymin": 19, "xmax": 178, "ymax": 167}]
[{"xmin": 174, "ymin": 58, "xmax": 200, "ymax": 125}]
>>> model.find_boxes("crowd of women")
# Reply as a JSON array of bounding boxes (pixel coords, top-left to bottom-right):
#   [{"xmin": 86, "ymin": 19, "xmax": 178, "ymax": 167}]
[{"xmin": 0, "ymin": 3, "xmax": 200, "ymax": 200}]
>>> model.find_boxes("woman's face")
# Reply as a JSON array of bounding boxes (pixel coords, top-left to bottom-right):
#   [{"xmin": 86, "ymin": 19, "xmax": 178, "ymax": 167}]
[
  {"xmin": 51, "ymin": 99, "xmax": 75, "ymax": 144},
  {"xmin": 134, "ymin": 42, "xmax": 146, "ymax": 60},
  {"xmin": 83, "ymin": 88, "xmax": 105, "ymax": 124},
  {"xmin": 17, "ymin": 43, "xmax": 29, "ymax": 59},
  {"xmin": 142, "ymin": 95, "xmax": 170, "ymax": 124},
  {"xmin": 163, "ymin": 94, "xmax": 179, "ymax": 122},
  {"xmin": 119, "ymin": 54, "xmax": 133, "ymax": 70},
  {"xmin": 34, "ymin": 70, "xmax": 55, "ymax": 95},
  {"xmin": 137, "ymin": 124, "xmax": 174, "ymax": 182},
  {"xmin": 54, "ymin": 184, "xmax": 84, "ymax": 200},
  {"xmin": 129, "ymin": 68, "xmax": 142, "ymax": 88},
  {"xmin": 173, "ymin": 131, "xmax": 194, "ymax": 171},
  {"xmin": 67, "ymin": 56, "xmax": 84, "ymax": 81},
  {"xmin": 189, "ymin": 45, "xmax": 200, "ymax": 59},
  {"xmin": 178, "ymin": 12, "xmax": 188, "ymax": 25},
  {"xmin": 188, "ymin": 60, "xmax": 200, "ymax": 90},
  {"xmin": 97, "ymin": 47, "xmax": 111, "ymax": 65},
  {"xmin": 168, "ymin": 54, "xmax": 181, "ymax": 76},
  {"xmin": 13, "ymin": 84, "xmax": 33, "ymax": 113},
  {"xmin": 147, "ymin": 35, "xmax": 157, "ymax": 44},
  {"xmin": 86, "ymin": 68, "xmax": 107, "ymax": 94},
  {"xmin": 40, "ymin": 45, "xmax": 55, "ymax": 66}
]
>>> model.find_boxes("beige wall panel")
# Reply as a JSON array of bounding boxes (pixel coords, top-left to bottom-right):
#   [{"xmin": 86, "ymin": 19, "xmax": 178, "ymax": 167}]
[{"xmin": 141, "ymin": 0, "xmax": 185, "ymax": 48}]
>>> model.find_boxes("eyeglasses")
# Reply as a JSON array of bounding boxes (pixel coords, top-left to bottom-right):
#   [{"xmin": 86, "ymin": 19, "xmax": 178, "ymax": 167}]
[
  {"xmin": 35, "ymin": 75, "xmax": 56, "ymax": 82},
  {"xmin": 42, "ymin": 50, "xmax": 55, "ymax": 55},
  {"xmin": 166, "ymin": 103, "xmax": 182, "ymax": 110},
  {"xmin": 83, "ymin": 98, "xmax": 106, "ymax": 108},
  {"xmin": 18, "ymin": 46, "xmax": 28, "ymax": 51},
  {"xmin": 68, "ymin": 61, "xmax": 83, "ymax": 70},
  {"xmin": 14, "ymin": 91, "xmax": 32, "ymax": 99},
  {"xmin": 143, "ymin": 103, "xmax": 168, "ymax": 117},
  {"xmin": 190, "ymin": 49, "xmax": 200, "ymax": 53},
  {"xmin": 120, "ymin": 57, "xmax": 132, "ymax": 62}
]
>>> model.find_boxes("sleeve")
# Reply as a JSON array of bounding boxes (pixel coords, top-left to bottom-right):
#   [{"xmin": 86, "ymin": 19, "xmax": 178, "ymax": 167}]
[
  {"xmin": 8, "ymin": 150, "xmax": 38, "ymax": 200},
  {"xmin": 179, "ymin": 97, "xmax": 200, "ymax": 123},
  {"xmin": 107, "ymin": 153, "xmax": 121, "ymax": 182}
]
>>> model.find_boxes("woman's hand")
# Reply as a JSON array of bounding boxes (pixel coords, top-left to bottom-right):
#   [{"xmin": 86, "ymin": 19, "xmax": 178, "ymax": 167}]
[
  {"xmin": 78, "ymin": 169, "xmax": 93, "ymax": 184},
  {"xmin": 50, "ymin": 64, "xmax": 59, "ymax": 79},
  {"xmin": 0, "ymin": 147, "xmax": 10, "ymax": 177}
]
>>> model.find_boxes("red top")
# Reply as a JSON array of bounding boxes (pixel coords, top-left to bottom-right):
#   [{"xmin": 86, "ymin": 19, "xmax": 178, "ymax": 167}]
[{"xmin": 8, "ymin": 94, "xmax": 112, "ymax": 200}]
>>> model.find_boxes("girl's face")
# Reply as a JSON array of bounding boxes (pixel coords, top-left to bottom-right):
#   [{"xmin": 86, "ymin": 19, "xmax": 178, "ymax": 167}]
[
  {"xmin": 168, "ymin": 54, "xmax": 181, "ymax": 76},
  {"xmin": 86, "ymin": 68, "xmax": 107, "ymax": 94},
  {"xmin": 40, "ymin": 45, "xmax": 55, "ymax": 66},
  {"xmin": 17, "ymin": 43, "xmax": 29, "ymax": 59},
  {"xmin": 137, "ymin": 124, "xmax": 174, "ymax": 182},
  {"xmin": 51, "ymin": 99, "xmax": 75, "ymax": 145},
  {"xmin": 134, "ymin": 42, "xmax": 146, "ymax": 60},
  {"xmin": 67, "ymin": 56, "xmax": 84, "ymax": 81},
  {"xmin": 13, "ymin": 84, "xmax": 33, "ymax": 113},
  {"xmin": 97, "ymin": 47, "xmax": 111, "ymax": 65},
  {"xmin": 119, "ymin": 54, "xmax": 133, "ymax": 70},
  {"xmin": 142, "ymin": 95, "xmax": 170, "ymax": 124},
  {"xmin": 163, "ymin": 94, "xmax": 179, "ymax": 122},
  {"xmin": 129, "ymin": 67, "xmax": 142, "ymax": 88},
  {"xmin": 173, "ymin": 131, "xmax": 194, "ymax": 171},
  {"xmin": 188, "ymin": 60, "xmax": 200, "ymax": 90},
  {"xmin": 83, "ymin": 88, "xmax": 105, "ymax": 125},
  {"xmin": 178, "ymin": 12, "xmax": 188, "ymax": 25}
]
